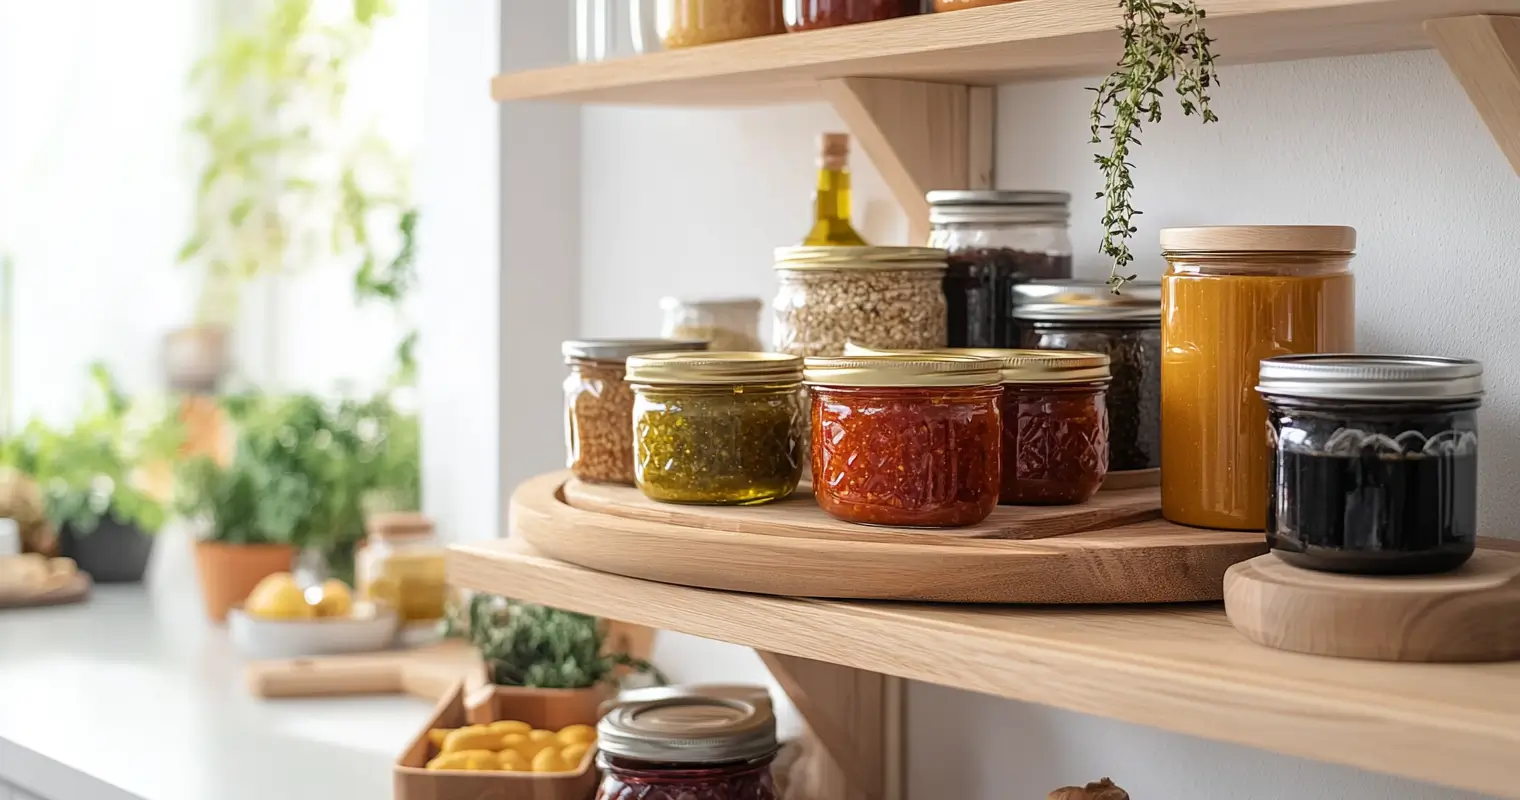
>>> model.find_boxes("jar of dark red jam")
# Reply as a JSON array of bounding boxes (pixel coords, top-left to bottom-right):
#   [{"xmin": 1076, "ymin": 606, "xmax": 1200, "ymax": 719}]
[
  {"xmin": 1258, "ymin": 354, "xmax": 1483, "ymax": 575},
  {"xmin": 804, "ymin": 354, "xmax": 1003, "ymax": 527},
  {"xmin": 597, "ymin": 695, "xmax": 779, "ymax": 800}
]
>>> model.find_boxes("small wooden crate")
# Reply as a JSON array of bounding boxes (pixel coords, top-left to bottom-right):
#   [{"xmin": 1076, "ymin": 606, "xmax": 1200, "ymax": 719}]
[{"xmin": 395, "ymin": 682, "xmax": 600, "ymax": 800}]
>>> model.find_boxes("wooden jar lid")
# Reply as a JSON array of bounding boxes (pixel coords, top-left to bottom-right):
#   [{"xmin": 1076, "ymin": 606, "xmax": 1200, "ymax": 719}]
[
  {"xmin": 1160, "ymin": 225, "xmax": 1356, "ymax": 253},
  {"xmin": 367, "ymin": 511, "xmax": 434, "ymax": 540}
]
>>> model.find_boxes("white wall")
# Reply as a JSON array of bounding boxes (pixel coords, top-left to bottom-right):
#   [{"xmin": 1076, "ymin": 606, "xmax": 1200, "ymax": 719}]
[{"xmin": 578, "ymin": 50, "xmax": 1514, "ymax": 799}]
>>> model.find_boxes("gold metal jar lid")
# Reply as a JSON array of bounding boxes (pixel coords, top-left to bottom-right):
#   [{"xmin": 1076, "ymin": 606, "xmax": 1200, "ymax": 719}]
[
  {"xmin": 1159, "ymin": 225, "xmax": 1356, "ymax": 254},
  {"xmin": 773, "ymin": 246, "xmax": 948, "ymax": 272},
  {"xmin": 625, "ymin": 352, "xmax": 803, "ymax": 385},
  {"xmin": 803, "ymin": 354, "xmax": 1003, "ymax": 388},
  {"xmin": 841, "ymin": 345, "xmax": 1110, "ymax": 384}
]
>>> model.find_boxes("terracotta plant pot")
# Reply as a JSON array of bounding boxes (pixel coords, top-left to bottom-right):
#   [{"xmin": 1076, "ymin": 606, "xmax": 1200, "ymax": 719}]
[
  {"xmin": 194, "ymin": 540, "xmax": 295, "ymax": 623},
  {"xmin": 464, "ymin": 683, "xmax": 613, "ymax": 729}
]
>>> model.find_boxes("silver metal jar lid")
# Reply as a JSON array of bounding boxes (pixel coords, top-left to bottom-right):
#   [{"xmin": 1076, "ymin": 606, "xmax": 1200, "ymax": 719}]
[
  {"xmin": 1256, "ymin": 355, "xmax": 1484, "ymax": 401},
  {"xmin": 1011, "ymin": 280, "xmax": 1161, "ymax": 321},
  {"xmin": 598, "ymin": 696, "xmax": 778, "ymax": 764},
  {"xmin": 563, "ymin": 338, "xmax": 709, "ymax": 363},
  {"xmin": 926, "ymin": 190, "xmax": 1070, "ymax": 225}
]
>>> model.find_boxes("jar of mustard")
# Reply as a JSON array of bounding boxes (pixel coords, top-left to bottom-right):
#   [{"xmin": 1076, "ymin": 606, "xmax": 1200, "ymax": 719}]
[
  {"xmin": 355, "ymin": 512, "xmax": 448, "ymax": 626},
  {"xmin": 1160, "ymin": 226, "xmax": 1356, "ymax": 531}
]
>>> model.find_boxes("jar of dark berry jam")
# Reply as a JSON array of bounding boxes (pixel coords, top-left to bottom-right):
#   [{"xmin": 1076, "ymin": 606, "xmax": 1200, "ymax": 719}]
[
  {"xmin": 1257, "ymin": 354, "xmax": 1483, "ymax": 575},
  {"xmin": 805, "ymin": 354, "xmax": 1004, "ymax": 527},
  {"xmin": 926, "ymin": 190, "xmax": 1073, "ymax": 348},
  {"xmin": 597, "ymin": 695, "xmax": 780, "ymax": 800}
]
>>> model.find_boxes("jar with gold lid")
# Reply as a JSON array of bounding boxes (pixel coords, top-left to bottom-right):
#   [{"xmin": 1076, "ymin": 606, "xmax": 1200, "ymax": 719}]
[
  {"xmin": 627, "ymin": 352, "xmax": 805, "ymax": 505},
  {"xmin": 355, "ymin": 512, "xmax": 448, "ymax": 632},
  {"xmin": 772, "ymin": 246, "xmax": 948, "ymax": 357}
]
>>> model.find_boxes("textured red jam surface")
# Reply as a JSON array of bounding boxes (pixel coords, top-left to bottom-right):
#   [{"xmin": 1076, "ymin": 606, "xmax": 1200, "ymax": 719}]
[
  {"xmin": 597, "ymin": 756, "xmax": 777, "ymax": 800},
  {"xmin": 810, "ymin": 385, "xmax": 1002, "ymax": 527},
  {"xmin": 1000, "ymin": 381, "xmax": 1109, "ymax": 505}
]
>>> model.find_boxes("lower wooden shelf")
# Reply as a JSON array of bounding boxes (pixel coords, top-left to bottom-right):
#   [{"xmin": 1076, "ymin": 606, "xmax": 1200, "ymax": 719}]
[{"xmin": 449, "ymin": 537, "xmax": 1520, "ymax": 798}]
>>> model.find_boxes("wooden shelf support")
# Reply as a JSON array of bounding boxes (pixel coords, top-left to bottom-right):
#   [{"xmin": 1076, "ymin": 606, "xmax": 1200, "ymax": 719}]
[
  {"xmin": 1428, "ymin": 15, "xmax": 1520, "ymax": 175},
  {"xmin": 820, "ymin": 78, "xmax": 996, "ymax": 242},
  {"xmin": 759, "ymin": 652, "xmax": 903, "ymax": 800}
]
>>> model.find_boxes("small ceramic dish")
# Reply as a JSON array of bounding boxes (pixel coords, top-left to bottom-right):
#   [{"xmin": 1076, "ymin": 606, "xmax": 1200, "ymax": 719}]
[{"xmin": 229, "ymin": 602, "xmax": 399, "ymax": 659}]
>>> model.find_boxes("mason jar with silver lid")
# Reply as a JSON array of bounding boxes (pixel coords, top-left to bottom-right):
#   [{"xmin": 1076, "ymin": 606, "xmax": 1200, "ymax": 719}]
[
  {"xmin": 1257, "ymin": 354, "xmax": 1483, "ymax": 575},
  {"xmin": 597, "ymin": 695, "xmax": 780, "ymax": 800},
  {"xmin": 926, "ymin": 190, "xmax": 1074, "ymax": 348},
  {"xmin": 1013, "ymin": 280, "xmax": 1160, "ymax": 474}
]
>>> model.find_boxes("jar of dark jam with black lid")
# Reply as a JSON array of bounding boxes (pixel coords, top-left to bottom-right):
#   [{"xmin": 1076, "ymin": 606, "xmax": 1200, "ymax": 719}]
[
  {"xmin": 927, "ymin": 190, "xmax": 1073, "ymax": 348},
  {"xmin": 1257, "ymin": 354, "xmax": 1483, "ymax": 575},
  {"xmin": 597, "ymin": 694, "xmax": 779, "ymax": 800},
  {"xmin": 1013, "ymin": 280, "xmax": 1160, "ymax": 473}
]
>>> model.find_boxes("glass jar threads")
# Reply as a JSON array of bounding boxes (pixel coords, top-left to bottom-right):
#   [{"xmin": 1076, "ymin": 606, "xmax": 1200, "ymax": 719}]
[
  {"xmin": 772, "ymin": 246, "xmax": 948, "ymax": 357},
  {"xmin": 783, "ymin": 0, "xmax": 919, "ymax": 31},
  {"xmin": 627, "ymin": 352, "xmax": 805, "ymax": 505},
  {"xmin": 927, "ymin": 190, "xmax": 1074, "ymax": 348},
  {"xmin": 660, "ymin": 297, "xmax": 764, "ymax": 351},
  {"xmin": 1258, "ymin": 355, "xmax": 1482, "ymax": 575},
  {"xmin": 976, "ymin": 349, "xmax": 1111, "ymax": 505},
  {"xmin": 805, "ymin": 354, "xmax": 1003, "ymax": 527},
  {"xmin": 1161, "ymin": 226, "xmax": 1356, "ymax": 531},
  {"xmin": 1013, "ymin": 280, "xmax": 1160, "ymax": 473},
  {"xmin": 655, "ymin": 0, "xmax": 785, "ymax": 48},
  {"xmin": 565, "ymin": 339, "xmax": 709, "ymax": 485},
  {"xmin": 597, "ymin": 695, "xmax": 779, "ymax": 800}
]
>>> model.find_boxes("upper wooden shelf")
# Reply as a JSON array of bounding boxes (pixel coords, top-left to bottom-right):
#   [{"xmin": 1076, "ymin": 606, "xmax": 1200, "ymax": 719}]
[
  {"xmin": 491, "ymin": 0, "xmax": 1520, "ymax": 105},
  {"xmin": 450, "ymin": 537, "xmax": 1520, "ymax": 798}
]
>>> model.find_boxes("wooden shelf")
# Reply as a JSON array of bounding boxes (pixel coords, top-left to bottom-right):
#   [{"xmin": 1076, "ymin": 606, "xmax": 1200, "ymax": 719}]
[
  {"xmin": 450, "ymin": 538, "xmax": 1520, "ymax": 798},
  {"xmin": 492, "ymin": 0, "xmax": 1520, "ymax": 106}
]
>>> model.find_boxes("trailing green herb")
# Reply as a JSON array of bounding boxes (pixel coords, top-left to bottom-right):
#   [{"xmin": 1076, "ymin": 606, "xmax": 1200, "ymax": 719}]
[
  {"xmin": 447, "ymin": 594, "xmax": 663, "ymax": 689},
  {"xmin": 1090, "ymin": 0, "xmax": 1219, "ymax": 292}
]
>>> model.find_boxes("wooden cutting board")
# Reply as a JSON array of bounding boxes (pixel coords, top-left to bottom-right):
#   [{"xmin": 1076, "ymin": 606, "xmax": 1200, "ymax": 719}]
[
  {"xmin": 0, "ymin": 572, "xmax": 91, "ymax": 610},
  {"xmin": 246, "ymin": 642, "xmax": 486, "ymax": 701}
]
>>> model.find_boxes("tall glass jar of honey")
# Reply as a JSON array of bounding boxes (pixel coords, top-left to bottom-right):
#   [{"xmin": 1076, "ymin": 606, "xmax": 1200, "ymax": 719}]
[{"xmin": 1159, "ymin": 226, "xmax": 1356, "ymax": 530}]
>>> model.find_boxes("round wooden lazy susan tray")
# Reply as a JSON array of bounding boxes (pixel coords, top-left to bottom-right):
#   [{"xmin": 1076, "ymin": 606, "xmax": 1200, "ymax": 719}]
[{"xmin": 510, "ymin": 472, "xmax": 1267, "ymax": 604}]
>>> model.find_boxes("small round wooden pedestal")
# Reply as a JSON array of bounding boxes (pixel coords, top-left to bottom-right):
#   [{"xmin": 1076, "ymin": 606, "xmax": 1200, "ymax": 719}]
[{"xmin": 1223, "ymin": 550, "xmax": 1520, "ymax": 662}]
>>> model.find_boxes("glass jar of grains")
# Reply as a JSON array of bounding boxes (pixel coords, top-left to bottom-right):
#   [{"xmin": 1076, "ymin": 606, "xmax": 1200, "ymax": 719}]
[
  {"xmin": 660, "ymin": 297, "xmax": 764, "ymax": 351},
  {"xmin": 565, "ymin": 339, "xmax": 709, "ymax": 485},
  {"xmin": 627, "ymin": 352, "xmax": 805, "ymax": 505},
  {"xmin": 655, "ymin": 0, "xmax": 785, "ymax": 48},
  {"xmin": 597, "ymin": 695, "xmax": 779, "ymax": 800},
  {"xmin": 772, "ymin": 246, "xmax": 948, "ymax": 357},
  {"xmin": 356, "ymin": 512, "xmax": 448, "ymax": 628},
  {"xmin": 1013, "ymin": 280, "xmax": 1160, "ymax": 473}
]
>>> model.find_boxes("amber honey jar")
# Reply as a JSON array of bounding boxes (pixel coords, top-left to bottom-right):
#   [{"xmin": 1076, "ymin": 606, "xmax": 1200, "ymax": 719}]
[
  {"xmin": 783, "ymin": 0, "xmax": 919, "ymax": 31},
  {"xmin": 1160, "ymin": 226, "xmax": 1356, "ymax": 531}
]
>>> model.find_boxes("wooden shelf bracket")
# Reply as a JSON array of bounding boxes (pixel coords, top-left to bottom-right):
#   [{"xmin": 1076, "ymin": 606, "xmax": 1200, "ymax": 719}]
[
  {"xmin": 820, "ymin": 78, "xmax": 996, "ymax": 242},
  {"xmin": 1428, "ymin": 14, "xmax": 1520, "ymax": 175}
]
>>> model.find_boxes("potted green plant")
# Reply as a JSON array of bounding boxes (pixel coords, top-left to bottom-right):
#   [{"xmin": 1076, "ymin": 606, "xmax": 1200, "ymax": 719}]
[
  {"xmin": 448, "ymin": 594, "xmax": 662, "ymax": 728},
  {"xmin": 0, "ymin": 365, "xmax": 182, "ymax": 582}
]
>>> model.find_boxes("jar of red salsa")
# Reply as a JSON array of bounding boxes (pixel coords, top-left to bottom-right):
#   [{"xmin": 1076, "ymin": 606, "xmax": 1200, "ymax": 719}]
[
  {"xmin": 804, "ymin": 354, "xmax": 1003, "ymax": 527},
  {"xmin": 597, "ymin": 695, "xmax": 779, "ymax": 800},
  {"xmin": 977, "ymin": 349, "xmax": 1111, "ymax": 505}
]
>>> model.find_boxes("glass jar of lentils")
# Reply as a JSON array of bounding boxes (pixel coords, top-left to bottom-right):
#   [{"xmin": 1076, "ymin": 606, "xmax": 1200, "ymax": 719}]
[
  {"xmin": 772, "ymin": 246, "xmax": 948, "ymax": 357},
  {"xmin": 927, "ymin": 190, "xmax": 1073, "ymax": 348},
  {"xmin": 563, "ymin": 338, "xmax": 708, "ymax": 485}
]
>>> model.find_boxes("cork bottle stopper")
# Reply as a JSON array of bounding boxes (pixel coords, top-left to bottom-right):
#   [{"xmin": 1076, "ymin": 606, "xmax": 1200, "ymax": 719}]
[{"xmin": 818, "ymin": 132, "xmax": 850, "ymax": 170}]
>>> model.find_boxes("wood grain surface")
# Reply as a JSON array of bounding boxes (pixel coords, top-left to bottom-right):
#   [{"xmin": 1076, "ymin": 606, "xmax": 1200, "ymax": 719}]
[
  {"xmin": 1224, "ymin": 550, "xmax": 1520, "ymax": 662},
  {"xmin": 542, "ymin": 472, "xmax": 1261, "ymax": 603},
  {"xmin": 246, "ymin": 642, "xmax": 484, "ymax": 700},
  {"xmin": 1429, "ymin": 15, "xmax": 1520, "ymax": 176},
  {"xmin": 760, "ymin": 652, "xmax": 899, "ymax": 800},
  {"xmin": 0, "ymin": 572, "xmax": 91, "ymax": 609},
  {"xmin": 447, "ymin": 538, "xmax": 1520, "ymax": 799}
]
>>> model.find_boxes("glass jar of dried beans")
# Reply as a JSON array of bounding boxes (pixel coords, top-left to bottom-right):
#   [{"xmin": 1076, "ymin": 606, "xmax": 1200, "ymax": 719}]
[
  {"xmin": 927, "ymin": 190, "xmax": 1073, "ymax": 348},
  {"xmin": 564, "ymin": 339, "xmax": 708, "ymax": 485}
]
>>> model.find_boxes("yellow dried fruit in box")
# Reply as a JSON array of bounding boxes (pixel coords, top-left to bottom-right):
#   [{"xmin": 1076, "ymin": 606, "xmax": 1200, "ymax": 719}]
[
  {"xmin": 528, "ymin": 729, "xmax": 558, "ymax": 743},
  {"xmin": 312, "ymin": 579, "xmax": 353, "ymax": 617},
  {"xmin": 531, "ymin": 748, "xmax": 567, "ymax": 773},
  {"xmin": 427, "ymin": 728, "xmax": 453, "ymax": 748},
  {"xmin": 465, "ymin": 751, "xmax": 500, "ymax": 771},
  {"xmin": 501, "ymin": 733, "xmax": 527, "ymax": 750},
  {"xmin": 497, "ymin": 750, "xmax": 529, "ymax": 772},
  {"xmin": 426, "ymin": 752, "xmax": 472, "ymax": 771},
  {"xmin": 556, "ymin": 724, "xmax": 596, "ymax": 745},
  {"xmin": 560, "ymin": 743, "xmax": 591, "ymax": 767},
  {"xmin": 488, "ymin": 720, "xmax": 531, "ymax": 736},
  {"xmin": 442, "ymin": 726, "xmax": 504, "ymax": 753}
]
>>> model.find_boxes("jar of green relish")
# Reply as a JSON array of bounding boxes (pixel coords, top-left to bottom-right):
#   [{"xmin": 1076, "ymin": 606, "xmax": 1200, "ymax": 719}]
[{"xmin": 626, "ymin": 352, "xmax": 805, "ymax": 505}]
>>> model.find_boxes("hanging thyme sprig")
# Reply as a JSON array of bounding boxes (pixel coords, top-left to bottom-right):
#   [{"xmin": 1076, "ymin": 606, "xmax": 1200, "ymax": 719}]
[{"xmin": 1090, "ymin": 0, "xmax": 1219, "ymax": 292}]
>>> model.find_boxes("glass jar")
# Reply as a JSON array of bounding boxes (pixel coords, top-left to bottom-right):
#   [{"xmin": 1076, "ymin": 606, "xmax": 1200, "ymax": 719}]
[
  {"xmin": 660, "ymin": 297, "xmax": 764, "ymax": 352},
  {"xmin": 1258, "ymin": 355, "xmax": 1482, "ymax": 575},
  {"xmin": 597, "ymin": 695, "xmax": 779, "ymax": 800},
  {"xmin": 773, "ymin": 246, "xmax": 948, "ymax": 357},
  {"xmin": 1014, "ymin": 280, "xmax": 1160, "ymax": 473},
  {"xmin": 574, "ymin": 0, "xmax": 611, "ymax": 62},
  {"xmin": 1161, "ymin": 226, "xmax": 1356, "ymax": 531},
  {"xmin": 656, "ymin": 0, "xmax": 786, "ymax": 48},
  {"xmin": 565, "ymin": 339, "xmax": 709, "ymax": 485},
  {"xmin": 783, "ymin": 0, "xmax": 919, "ymax": 31},
  {"xmin": 927, "ymin": 190, "xmax": 1073, "ymax": 348},
  {"xmin": 933, "ymin": 0, "xmax": 1021, "ymax": 9},
  {"xmin": 805, "ymin": 354, "xmax": 1003, "ymax": 527},
  {"xmin": 355, "ymin": 512, "xmax": 447, "ymax": 625},
  {"xmin": 627, "ymin": 352, "xmax": 805, "ymax": 505}
]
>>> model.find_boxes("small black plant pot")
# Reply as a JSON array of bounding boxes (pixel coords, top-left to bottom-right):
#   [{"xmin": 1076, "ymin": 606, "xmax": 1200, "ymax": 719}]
[{"xmin": 59, "ymin": 519, "xmax": 155, "ymax": 583}]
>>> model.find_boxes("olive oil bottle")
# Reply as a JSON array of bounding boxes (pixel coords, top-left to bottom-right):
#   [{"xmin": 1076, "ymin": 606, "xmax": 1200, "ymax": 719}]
[{"xmin": 802, "ymin": 132, "xmax": 868, "ymax": 246}]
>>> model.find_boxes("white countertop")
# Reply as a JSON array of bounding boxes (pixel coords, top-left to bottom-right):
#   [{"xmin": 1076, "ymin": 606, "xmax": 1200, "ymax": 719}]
[{"xmin": 0, "ymin": 554, "xmax": 431, "ymax": 800}]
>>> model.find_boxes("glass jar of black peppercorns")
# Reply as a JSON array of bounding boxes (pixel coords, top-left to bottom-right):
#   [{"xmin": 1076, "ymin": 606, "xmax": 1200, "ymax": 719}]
[
  {"xmin": 926, "ymin": 190, "xmax": 1073, "ymax": 348},
  {"xmin": 1013, "ymin": 280, "xmax": 1161, "ymax": 474}
]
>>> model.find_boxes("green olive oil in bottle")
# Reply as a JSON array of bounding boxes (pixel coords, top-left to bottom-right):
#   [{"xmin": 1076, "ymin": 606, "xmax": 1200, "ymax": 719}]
[{"xmin": 802, "ymin": 132, "xmax": 868, "ymax": 247}]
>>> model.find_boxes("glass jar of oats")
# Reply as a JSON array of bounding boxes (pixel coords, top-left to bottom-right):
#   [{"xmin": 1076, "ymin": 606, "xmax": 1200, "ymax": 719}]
[{"xmin": 771, "ymin": 246, "xmax": 949, "ymax": 357}]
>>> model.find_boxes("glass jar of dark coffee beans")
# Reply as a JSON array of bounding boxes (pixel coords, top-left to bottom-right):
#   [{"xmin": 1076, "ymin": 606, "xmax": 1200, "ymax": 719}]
[
  {"xmin": 1014, "ymin": 280, "xmax": 1161, "ymax": 473},
  {"xmin": 926, "ymin": 190, "xmax": 1073, "ymax": 348}
]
